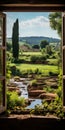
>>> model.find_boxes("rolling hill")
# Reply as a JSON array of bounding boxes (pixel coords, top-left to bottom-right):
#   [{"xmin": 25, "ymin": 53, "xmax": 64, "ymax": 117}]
[
  {"xmin": 7, "ymin": 36, "xmax": 60, "ymax": 46},
  {"xmin": 19, "ymin": 36, "xmax": 60, "ymax": 45}
]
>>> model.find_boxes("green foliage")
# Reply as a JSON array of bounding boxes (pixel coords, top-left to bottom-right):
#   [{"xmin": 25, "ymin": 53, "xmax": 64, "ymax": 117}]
[
  {"xmin": 41, "ymin": 48, "xmax": 46, "ymax": 54},
  {"xmin": 49, "ymin": 71, "xmax": 58, "ymax": 76},
  {"xmin": 46, "ymin": 45, "xmax": 53, "ymax": 55},
  {"xmin": 6, "ymin": 42, "xmax": 12, "ymax": 51},
  {"xmin": 13, "ymin": 58, "xmax": 25, "ymax": 64},
  {"xmin": 40, "ymin": 40, "xmax": 49, "ymax": 49},
  {"xmin": 6, "ymin": 61, "xmax": 11, "ymax": 82},
  {"xmin": 22, "ymin": 43, "xmax": 31, "ymax": 49},
  {"xmin": 23, "ymin": 51, "xmax": 42, "ymax": 56},
  {"xmin": 39, "ymin": 55, "xmax": 47, "ymax": 63},
  {"xmin": 7, "ymin": 91, "xmax": 26, "ymax": 110},
  {"xmin": 10, "ymin": 65, "xmax": 16, "ymax": 76},
  {"xmin": 57, "ymin": 44, "xmax": 62, "ymax": 71},
  {"xmin": 56, "ymin": 70, "xmax": 62, "ymax": 98},
  {"xmin": 30, "ymin": 98, "xmax": 64, "ymax": 118},
  {"xmin": 6, "ymin": 51, "xmax": 13, "ymax": 62},
  {"xmin": 43, "ymin": 86, "xmax": 55, "ymax": 93},
  {"xmin": 47, "ymin": 59, "xmax": 58, "ymax": 65},
  {"xmin": 30, "ymin": 55, "xmax": 47, "ymax": 64},
  {"xmin": 30, "ymin": 55, "xmax": 39, "ymax": 63},
  {"xmin": 30, "ymin": 79, "xmax": 37, "ymax": 87},
  {"xmin": 15, "ymin": 63, "xmax": 58, "ymax": 76},
  {"xmin": 35, "ymin": 68, "xmax": 41, "ymax": 74},
  {"xmin": 49, "ymin": 12, "xmax": 62, "ymax": 37},
  {"xmin": 6, "ymin": 41, "xmax": 63, "ymax": 118},
  {"xmin": 12, "ymin": 18, "xmax": 19, "ymax": 60},
  {"xmin": 32, "ymin": 44, "xmax": 40, "ymax": 49},
  {"xmin": 10, "ymin": 65, "xmax": 22, "ymax": 77}
]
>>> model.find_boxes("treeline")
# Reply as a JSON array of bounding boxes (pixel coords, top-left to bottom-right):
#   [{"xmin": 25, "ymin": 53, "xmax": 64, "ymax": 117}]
[{"xmin": 18, "ymin": 36, "xmax": 60, "ymax": 45}]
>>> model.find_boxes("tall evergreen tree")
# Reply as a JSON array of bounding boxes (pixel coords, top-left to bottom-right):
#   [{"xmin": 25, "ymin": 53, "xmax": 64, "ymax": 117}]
[{"xmin": 12, "ymin": 19, "xmax": 19, "ymax": 60}]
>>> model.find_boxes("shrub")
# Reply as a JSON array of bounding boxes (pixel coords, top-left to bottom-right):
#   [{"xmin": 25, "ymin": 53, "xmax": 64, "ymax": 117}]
[
  {"xmin": 7, "ymin": 91, "xmax": 26, "ymax": 110},
  {"xmin": 32, "ymin": 99, "xmax": 64, "ymax": 118},
  {"xmin": 30, "ymin": 55, "xmax": 47, "ymax": 64},
  {"xmin": 49, "ymin": 71, "xmax": 58, "ymax": 76},
  {"xmin": 10, "ymin": 65, "xmax": 22, "ymax": 77},
  {"xmin": 10, "ymin": 65, "xmax": 16, "ymax": 76},
  {"xmin": 32, "ymin": 44, "xmax": 40, "ymax": 49},
  {"xmin": 13, "ymin": 58, "xmax": 25, "ymax": 63},
  {"xmin": 30, "ymin": 55, "xmax": 38, "ymax": 63},
  {"xmin": 30, "ymin": 79, "xmax": 37, "ymax": 87}
]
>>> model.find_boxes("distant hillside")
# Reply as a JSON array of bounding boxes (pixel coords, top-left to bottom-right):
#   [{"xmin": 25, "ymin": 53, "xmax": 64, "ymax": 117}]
[
  {"xmin": 19, "ymin": 36, "xmax": 60, "ymax": 45},
  {"xmin": 7, "ymin": 36, "xmax": 60, "ymax": 45}
]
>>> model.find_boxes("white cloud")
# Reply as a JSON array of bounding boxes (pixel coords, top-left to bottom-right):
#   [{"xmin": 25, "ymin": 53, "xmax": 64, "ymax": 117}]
[
  {"xmin": 19, "ymin": 16, "xmax": 49, "ymax": 29},
  {"xmin": 6, "ymin": 14, "xmax": 59, "ymax": 39},
  {"xmin": 19, "ymin": 16, "xmax": 52, "ymax": 37},
  {"xmin": 6, "ymin": 17, "xmax": 15, "ymax": 37}
]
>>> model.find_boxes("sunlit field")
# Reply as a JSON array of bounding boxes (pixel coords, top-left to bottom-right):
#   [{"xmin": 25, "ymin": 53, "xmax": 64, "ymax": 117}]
[
  {"xmin": 16, "ymin": 63, "xmax": 58, "ymax": 75},
  {"xmin": 23, "ymin": 52, "xmax": 42, "ymax": 56}
]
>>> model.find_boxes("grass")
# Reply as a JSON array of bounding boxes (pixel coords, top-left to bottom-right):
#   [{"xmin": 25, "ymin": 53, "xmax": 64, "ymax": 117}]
[
  {"xmin": 19, "ymin": 52, "xmax": 42, "ymax": 62},
  {"xmin": 16, "ymin": 63, "xmax": 58, "ymax": 75},
  {"xmin": 19, "ymin": 41, "xmax": 27, "ymax": 45},
  {"xmin": 23, "ymin": 52, "xmax": 42, "ymax": 56},
  {"xmin": 47, "ymin": 58, "xmax": 58, "ymax": 65}
]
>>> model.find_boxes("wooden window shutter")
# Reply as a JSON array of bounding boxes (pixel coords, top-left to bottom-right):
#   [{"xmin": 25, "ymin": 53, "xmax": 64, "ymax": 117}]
[
  {"xmin": 0, "ymin": 12, "xmax": 6, "ymax": 113},
  {"xmin": 62, "ymin": 12, "xmax": 65, "ymax": 110}
]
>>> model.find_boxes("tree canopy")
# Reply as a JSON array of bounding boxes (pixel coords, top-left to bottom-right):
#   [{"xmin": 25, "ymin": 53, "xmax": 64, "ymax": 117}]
[
  {"xmin": 40, "ymin": 40, "xmax": 49, "ymax": 49},
  {"xmin": 49, "ymin": 12, "xmax": 62, "ymax": 38}
]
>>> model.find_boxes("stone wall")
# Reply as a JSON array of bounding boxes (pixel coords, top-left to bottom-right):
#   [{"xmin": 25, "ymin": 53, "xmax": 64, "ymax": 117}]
[{"xmin": 0, "ymin": 114, "xmax": 65, "ymax": 130}]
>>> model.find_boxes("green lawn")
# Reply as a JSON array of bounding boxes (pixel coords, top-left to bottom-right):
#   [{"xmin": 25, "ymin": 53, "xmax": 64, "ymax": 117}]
[
  {"xmin": 23, "ymin": 52, "xmax": 42, "ymax": 56},
  {"xmin": 47, "ymin": 58, "xmax": 58, "ymax": 65},
  {"xmin": 16, "ymin": 63, "xmax": 58, "ymax": 75}
]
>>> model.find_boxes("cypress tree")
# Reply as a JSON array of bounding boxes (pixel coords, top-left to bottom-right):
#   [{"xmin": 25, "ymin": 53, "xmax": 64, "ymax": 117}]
[{"xmin": 12, "ymin": 19, "xmax": 19, "ymax": 60}]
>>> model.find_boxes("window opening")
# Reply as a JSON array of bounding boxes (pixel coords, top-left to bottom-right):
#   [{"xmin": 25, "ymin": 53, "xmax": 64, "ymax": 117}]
[{"xmin": 1, "ymin": 11, "xmax": 64, "ymax": 118}]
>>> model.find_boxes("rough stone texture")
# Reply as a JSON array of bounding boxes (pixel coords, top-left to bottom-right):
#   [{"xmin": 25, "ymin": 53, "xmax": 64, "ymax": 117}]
[
  {"xmin": 39, "ymin": 92, "xmax": 57, "ymax": 99},
  {"xmin": 7, "ymin": 87, "xmax": 21, "ymax": 95},
  {"xmin": 28, "ymin": 89, "xmax": 46, "ymax": 97}
]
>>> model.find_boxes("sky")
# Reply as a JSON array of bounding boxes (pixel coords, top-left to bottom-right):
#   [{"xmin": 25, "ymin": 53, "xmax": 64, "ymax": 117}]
[{"xmin": 5, "ymin": 12, "xmax": 60, "ymax": 39}]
